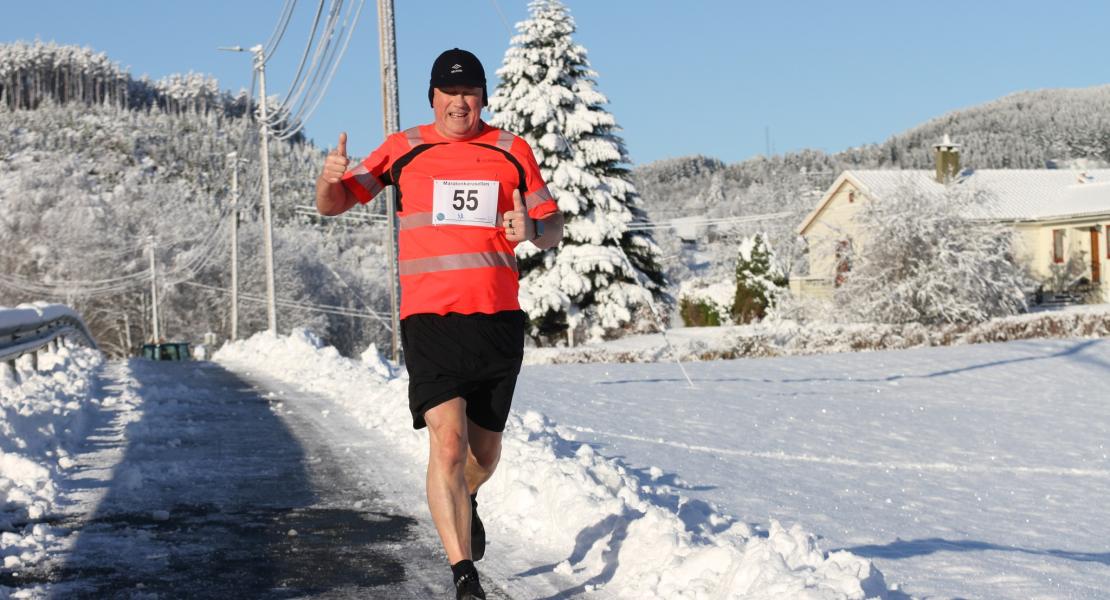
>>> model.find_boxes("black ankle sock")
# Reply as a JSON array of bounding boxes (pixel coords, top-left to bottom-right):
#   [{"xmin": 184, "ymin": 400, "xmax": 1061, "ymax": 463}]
[
  {"xmin": 470, "ymin": 493, "xmax": 477, "ymax": 507},
  {"xmin": 451, "ymin": 559, "xmax": 477, "ymax": 583}
]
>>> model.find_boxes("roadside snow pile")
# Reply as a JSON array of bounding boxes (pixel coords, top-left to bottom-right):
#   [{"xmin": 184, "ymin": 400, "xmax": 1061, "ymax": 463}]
[
  {"xmin": 216, "ymin": 330, "xmax": 898, "ymax": 599},
  {"xmin": 526, "ymin": 304, "xmax": 1110, "ymax": 364},
  {"xmin": 0, "ymin": 344, "xmax": 102, "ymax": 574}
]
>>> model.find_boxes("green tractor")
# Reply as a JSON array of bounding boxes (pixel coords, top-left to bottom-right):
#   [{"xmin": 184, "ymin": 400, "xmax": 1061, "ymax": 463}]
[{"xmin": 141, "ymin": 342, "xmax": 192, "ymax": 361}]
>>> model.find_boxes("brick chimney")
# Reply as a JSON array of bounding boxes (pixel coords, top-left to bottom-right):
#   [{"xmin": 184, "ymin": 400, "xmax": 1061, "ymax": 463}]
[{"xmin": 933, "ymin": 134, "xmax": 961, "ymax": 183}]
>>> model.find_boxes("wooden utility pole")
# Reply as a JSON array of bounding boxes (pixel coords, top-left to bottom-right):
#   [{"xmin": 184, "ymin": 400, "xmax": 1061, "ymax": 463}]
[
  {"xmin": 228, "ymin": 151, "xmax": 240, "ymax": 340},
  {"xmin": 253, "ymin": 45, "xmax": 278, "ymax": 334},
  {"xmin": 377, "ymin": 0, "xmax": 402, "ymax": 362},
  {"xmin": 148, "ymin": 237, "xmax": 160, "ymax": 343}
]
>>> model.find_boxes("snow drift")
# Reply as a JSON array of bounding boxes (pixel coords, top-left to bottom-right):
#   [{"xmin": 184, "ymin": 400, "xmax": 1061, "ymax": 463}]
[
  {"xmin": 525, "ymin": 304, "xmax": 1110, "ymax": 365},
  {"xmin": 0, "ymin": 343, "xmax": 102, "ymax": 575},
  {"xmin": 215, "ymin": 330, "xmax": 899, "ymax": 599}
]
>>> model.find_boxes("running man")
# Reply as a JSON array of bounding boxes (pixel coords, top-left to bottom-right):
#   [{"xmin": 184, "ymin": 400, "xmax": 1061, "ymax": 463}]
[{"xmin": 315, "ymin": 48, "xmax": 564, "ymax": 600}]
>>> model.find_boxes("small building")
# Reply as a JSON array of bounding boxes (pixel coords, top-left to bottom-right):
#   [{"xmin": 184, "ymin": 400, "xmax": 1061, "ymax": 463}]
[{"xmin": 791, "ymin": 137, "xmax": 1110, "ymax": 301}]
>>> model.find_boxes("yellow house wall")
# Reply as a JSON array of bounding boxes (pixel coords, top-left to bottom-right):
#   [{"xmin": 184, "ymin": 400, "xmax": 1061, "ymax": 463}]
[
  {"xmin": 1026, "ymin": 220, "xmax": 1109, "ymax": 298},
  {"xmin": 802, "ymin": 180, "xmax": 868, "ymax": 283}
]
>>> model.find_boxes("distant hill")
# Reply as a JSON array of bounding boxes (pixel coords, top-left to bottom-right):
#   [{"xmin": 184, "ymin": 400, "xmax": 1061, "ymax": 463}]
[{"xmin": 631, "ymin": 84, "xmax": 1110, "ymax": 283}]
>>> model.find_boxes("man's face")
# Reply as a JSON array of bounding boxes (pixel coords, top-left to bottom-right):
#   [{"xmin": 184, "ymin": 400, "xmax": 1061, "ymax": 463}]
[{"xmin": 432, "ymin": 85, "xmax": 484, "ymax": 140}]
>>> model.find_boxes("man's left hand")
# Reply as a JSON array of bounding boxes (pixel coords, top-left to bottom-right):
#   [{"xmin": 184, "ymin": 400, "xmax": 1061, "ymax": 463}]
[{"xmin": 502, "ymin": 189, "xmax": 534, "ymax": 242}]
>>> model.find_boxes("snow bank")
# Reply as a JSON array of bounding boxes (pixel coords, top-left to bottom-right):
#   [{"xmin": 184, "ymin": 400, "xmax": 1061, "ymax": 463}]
[
  {"xmin": 215, "ymin": 330, "xmax": 897, "ymax": 599},
  {"xmin": 0, "ymin": 343, "xmax": 102, "ymax": 576},
  {"xmin": 0, "ymin": 302, "xmax": 81, "ymax": 334},
  {"xmin": 526, "ymin": 304, "xmax": 1110, "ymax": 365}
]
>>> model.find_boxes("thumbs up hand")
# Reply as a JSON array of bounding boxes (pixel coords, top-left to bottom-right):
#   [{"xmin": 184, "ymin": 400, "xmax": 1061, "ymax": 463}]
[
  {"xmin": 502, "ymin": 188, "xmax": 533, "ymax": 242},
  {"xmin": 320, "ymin": 132, "xmax": 350, "ymax": 184}
]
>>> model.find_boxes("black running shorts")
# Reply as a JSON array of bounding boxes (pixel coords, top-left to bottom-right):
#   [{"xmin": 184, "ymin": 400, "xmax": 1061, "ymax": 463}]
[{"xmin": 400, "ymin": 310, "xmax": 525, "ymax": 432}]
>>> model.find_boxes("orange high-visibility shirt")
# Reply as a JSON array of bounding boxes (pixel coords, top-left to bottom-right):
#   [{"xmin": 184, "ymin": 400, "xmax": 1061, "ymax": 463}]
[{"xmin": 341, "ymin": 122, "xmax": 558, "ymax": 318}]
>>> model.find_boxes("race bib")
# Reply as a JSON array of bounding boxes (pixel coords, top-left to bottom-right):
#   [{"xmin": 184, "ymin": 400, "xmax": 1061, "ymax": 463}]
[{"xmin": 432, "ymin": 179, "xmax": 499, "ymax": 227}]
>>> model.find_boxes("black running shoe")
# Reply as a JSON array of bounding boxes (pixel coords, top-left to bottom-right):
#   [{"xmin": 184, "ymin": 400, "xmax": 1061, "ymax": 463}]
[
  {"xmin": 470, "ymin": 494, "xmax": 486, "ymax": 561},
  {"xmin": 455, "ymin": 571, "xmax": 487, "ymax": 600}
]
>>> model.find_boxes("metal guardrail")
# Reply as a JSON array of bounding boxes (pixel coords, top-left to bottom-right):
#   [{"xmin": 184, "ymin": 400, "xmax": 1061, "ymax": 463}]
[{"xmin": 0, "ymin": 304, "xmax": 98, "ymax": 367}]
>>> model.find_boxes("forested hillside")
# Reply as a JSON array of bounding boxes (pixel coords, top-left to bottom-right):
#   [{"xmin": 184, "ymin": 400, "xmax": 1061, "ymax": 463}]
[{"xmin": 0, "ymin": 42, "xmax": 392, "ymax": 357}]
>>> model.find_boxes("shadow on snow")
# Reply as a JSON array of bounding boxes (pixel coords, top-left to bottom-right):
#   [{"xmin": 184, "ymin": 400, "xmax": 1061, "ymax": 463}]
[
  {"xmin": 17, "ymin": 359, "xmax": 419, "ymax": 599},
  {"xmin": 843, "ymin": 537, "xmax": 1110, "ymax": 566}
]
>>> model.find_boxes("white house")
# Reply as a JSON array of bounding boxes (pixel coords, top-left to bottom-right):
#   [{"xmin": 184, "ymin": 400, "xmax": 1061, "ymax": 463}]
[{"xmin": 791, "ymin": 138, "xmax": 1110, "ymax": 301}]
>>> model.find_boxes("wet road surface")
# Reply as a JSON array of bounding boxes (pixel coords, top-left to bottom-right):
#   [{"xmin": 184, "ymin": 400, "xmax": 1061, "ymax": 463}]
[{"xmin": 9, "ymin": 360, "xmax": 511, "ymax": 599}]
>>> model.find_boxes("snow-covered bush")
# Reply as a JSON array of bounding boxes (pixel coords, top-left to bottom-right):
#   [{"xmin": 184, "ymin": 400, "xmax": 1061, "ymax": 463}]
[
  {"xmin": 489, "ymin": 0, "xmax": 667, "ymax": 343},
  {"xmin": 836, "ymin": 183, "xmax": 1031, "ymax": 324},
  {"xmin": 1045, "ymin": 251, "xmax": 1088, "ymax": 293},
  {"xmin": 732, "ymin": 233, "xmax": 787, "ymax": 324},
  {"xmin": 678, "ymin": 278, "xmax": 735, "ymax": 327},
  {"xmin": 526, "ymin": 305, "xmax": 1110, "ymax": 365}
]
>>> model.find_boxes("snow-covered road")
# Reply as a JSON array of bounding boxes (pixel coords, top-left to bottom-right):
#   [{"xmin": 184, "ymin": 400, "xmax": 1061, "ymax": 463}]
[
  {"xmin": 516, "ymin": 338, "xmax": 1110, "ymax": 599},
  {"xmin": 17, "ymin": 359, "xmax": 489, "ymax": 598}
]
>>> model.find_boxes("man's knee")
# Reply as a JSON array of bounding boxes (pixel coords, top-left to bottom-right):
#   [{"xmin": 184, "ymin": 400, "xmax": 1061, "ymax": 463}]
[{"xmin": 429, "ymin": 425, "xmax": 468, "ymax": 468}]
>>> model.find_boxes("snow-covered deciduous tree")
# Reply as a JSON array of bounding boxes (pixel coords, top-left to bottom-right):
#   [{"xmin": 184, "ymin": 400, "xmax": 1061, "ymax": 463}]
[
  {"xmin": 835, "ymin": 183, "xmax": 1031, "ymax": 324},
  {"xmin": 732, "ymin": 233, "xmax": 787, "ymax": 324},
  {"xmin": 488, "ymin": 0, "xmax": 667, "ymax": 344}
]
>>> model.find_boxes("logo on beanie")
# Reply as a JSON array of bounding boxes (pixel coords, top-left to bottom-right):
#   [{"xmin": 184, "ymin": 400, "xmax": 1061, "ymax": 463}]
[{"xmin": 451, "ymin": 64, "xmax": 463, "ymax": 73}]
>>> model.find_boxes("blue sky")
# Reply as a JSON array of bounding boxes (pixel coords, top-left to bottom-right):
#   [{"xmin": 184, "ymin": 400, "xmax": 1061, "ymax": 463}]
[{"xmin": 4, "ymin": 1, "xmax": 1109, "ymax": 165}]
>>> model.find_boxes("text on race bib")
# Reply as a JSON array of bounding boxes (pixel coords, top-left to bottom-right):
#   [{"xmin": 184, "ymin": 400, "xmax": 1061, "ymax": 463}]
[{"xmin": 432, "ymin": 179, "xmax": 499, "ymax": 228}]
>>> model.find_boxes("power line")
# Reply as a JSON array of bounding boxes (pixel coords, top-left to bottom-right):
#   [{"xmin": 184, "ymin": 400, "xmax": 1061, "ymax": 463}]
[
  {"xmin": 180, "ymin": 280, "xmax": 391, "ymax": 326},
  {"xmin": 263, "ymin": 0, "xmax": 299, "ymax": 63},
  {"xmin": 270, "ymin": 0, "xmax": 366, "ymax": 140},
  {"xmin": 293, "ymin": 205, "xmax": 386, "ymax": 223},
  {"xmin": 275, "ymin": 0, "xmax": 328, "ymax": 87},
  {"xmin": 625, "ymin": 211, "xmax": 796, "ymax": 231}
]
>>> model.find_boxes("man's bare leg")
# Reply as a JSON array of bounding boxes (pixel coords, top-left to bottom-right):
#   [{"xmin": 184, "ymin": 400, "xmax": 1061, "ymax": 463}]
[
  {"xmin": 465, "ymin": 422, "xmax": 502, "ymax": 495},
  {"xmin": 424, "ymin": 398, "xmax": 471, "ymax": 564}
]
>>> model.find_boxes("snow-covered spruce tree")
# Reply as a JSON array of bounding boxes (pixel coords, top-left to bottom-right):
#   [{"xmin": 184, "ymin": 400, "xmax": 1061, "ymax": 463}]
[
  {"xmin": 835, "ymin": 183, "xmax": 1031, "ymax": 325},
  {"xmin": 732, "ymin": 233, "xmax": 786, "ymax": 324},
  {"xmin": 488, "ymin": 0, "xmax": 667, "ymax": 343}
]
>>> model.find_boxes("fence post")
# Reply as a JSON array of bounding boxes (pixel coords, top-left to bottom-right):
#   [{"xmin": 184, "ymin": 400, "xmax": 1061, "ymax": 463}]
[{"xmin": 30, "ymin": 351, "xmax": 38, "ymax": 372}]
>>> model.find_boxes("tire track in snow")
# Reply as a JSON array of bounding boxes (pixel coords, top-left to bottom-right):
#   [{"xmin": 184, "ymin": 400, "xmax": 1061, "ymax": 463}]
[{"xmin": 567, "ymin": 425, "xmax": 1110, "ymax": 479}]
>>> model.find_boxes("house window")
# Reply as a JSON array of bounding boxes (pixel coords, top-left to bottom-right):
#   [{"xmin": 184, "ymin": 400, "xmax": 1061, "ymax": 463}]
[
  {"xmin": 1053, "ymin": 229, "xmax": 1065, "ymax": 263},
  {"xmin": 848, "ymin": 191, "xmax": 856, "ymax": 204}
]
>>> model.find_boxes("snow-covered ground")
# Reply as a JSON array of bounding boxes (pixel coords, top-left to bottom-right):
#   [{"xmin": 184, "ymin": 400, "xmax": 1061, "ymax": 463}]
[
  {"xmin": 216, "ymin": 332, "xmax": 895, "ymax": 599},
  {"xmin": 517, "ymin": 338, "xmax": 1110, "ymax": 599},
  {"xmin": 0, "ymin": 343, "xmax": 103, "ymax": 577},
  {"xmin": 213, "ymin": 330, "xmax": 1110, "ymax": 599},
  {"xmin": 5, "ymin": 326, "xmax": 1107, "ymax": 598}
]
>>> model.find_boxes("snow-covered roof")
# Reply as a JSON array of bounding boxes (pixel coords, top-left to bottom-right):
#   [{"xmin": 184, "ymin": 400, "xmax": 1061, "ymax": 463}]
[{"xmin": 799, "ymin": 168, "xmax": 1110, "ymax": 234}]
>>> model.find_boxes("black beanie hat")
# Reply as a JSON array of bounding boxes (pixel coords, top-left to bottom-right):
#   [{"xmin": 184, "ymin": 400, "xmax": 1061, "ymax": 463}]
[{"xmin": 428, "ymin": 48, "xmax": 488, "ymax": 107}]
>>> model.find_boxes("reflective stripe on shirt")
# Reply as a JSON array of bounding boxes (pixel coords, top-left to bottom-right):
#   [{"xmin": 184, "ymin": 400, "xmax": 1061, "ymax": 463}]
[
  {"xmin": 404, "ymin": 126, "xmax": 424, "ymax": 149},
  {"xmin": 347, "ymin": 163, "xmax": 384, "ymax": 198},
  {"xmin": 494, "ymin": 129, "xmax": 514, "ymax": 151},
  {"xmin": 524, "ymin": 185, "xmax": 554, "ymax": 211},
  {"xmin": 398, "ymin": 251, "xmax": 517, "ymax": 276},
  {"xmin": 398, "ymin": 211, "xmax": 504, "ymax": 230}
]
